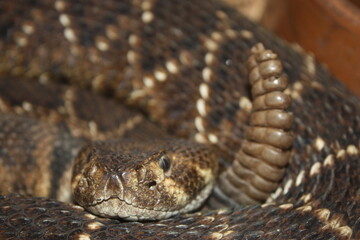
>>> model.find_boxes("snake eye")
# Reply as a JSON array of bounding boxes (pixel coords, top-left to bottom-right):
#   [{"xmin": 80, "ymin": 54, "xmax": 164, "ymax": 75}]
[{"xmin": 159, "ymin": 154, "xmax": 171, "ymax": 172}]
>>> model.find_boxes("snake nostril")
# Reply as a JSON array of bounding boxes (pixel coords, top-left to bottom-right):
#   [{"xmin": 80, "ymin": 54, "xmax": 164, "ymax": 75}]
[{"xmin": 148, "ymin": 181, "xmax": 157, "ymax": 189}]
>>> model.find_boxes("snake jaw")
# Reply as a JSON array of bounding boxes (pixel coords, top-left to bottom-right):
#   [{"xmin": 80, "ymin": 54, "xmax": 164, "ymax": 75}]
[
  {"xmin": 83, "ymin": 177, "xmax": 215, "ymax": 221},
  {"xmin": 85, "ymin": 196, "xmax": 178, "ymax": 221}
]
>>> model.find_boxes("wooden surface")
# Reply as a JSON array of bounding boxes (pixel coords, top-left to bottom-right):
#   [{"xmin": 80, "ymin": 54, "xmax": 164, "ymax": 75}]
[{"xmin": 270, "ymin": 0, "xmax": 360, "ymax": 97}]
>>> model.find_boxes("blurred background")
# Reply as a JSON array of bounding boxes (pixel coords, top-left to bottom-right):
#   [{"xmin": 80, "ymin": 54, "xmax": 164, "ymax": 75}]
[{"xmin": 224, "ymin": 0, "xmax": 360, "ymax": 97}]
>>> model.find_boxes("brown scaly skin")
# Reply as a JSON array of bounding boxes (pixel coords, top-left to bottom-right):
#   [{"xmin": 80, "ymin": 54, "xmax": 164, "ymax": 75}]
[
  {"xmin": 0, "ymin": 77, "xmax": 218, "ymax": 221},
  {"xmin": 1, "ymin": 194, "xmax": 354, "ymax": 240},
  {"xmin": 0, "ymin": 0, "xmax": 359, "ymax": 239},
  {"xmin": 0, "ymin": 113, "xmax": 84, "ymax": 202}
]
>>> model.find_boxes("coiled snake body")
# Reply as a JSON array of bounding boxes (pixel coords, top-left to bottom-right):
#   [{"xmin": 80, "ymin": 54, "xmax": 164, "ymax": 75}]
[{"xmin": 0, "ymin": 0, "xmax": 359, "ymax": 239}]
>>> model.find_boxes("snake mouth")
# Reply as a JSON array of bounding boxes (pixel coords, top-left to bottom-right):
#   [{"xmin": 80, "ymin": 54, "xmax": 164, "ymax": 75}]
[
  {"xmin": 83, "ymin": 181, "xmax": 215, "ymax": 221},
  {"xmin": 85, "ymin": 196, "xmax": 178, "ymax": 221}
]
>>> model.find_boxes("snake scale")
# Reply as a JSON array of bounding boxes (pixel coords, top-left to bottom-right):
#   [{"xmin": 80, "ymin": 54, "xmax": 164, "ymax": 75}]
[{"xmin": 0, "ymin": 0, "xmax": 359, "ymax": 239}]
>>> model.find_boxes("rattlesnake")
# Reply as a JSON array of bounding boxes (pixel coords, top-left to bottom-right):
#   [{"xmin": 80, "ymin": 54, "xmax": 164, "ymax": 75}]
[{"xmin": 0, "ymin": 0, "xmax": 359, "ymax": 239}]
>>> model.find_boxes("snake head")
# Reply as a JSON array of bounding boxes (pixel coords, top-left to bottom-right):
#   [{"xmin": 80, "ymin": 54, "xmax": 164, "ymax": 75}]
[{"xmin": 71, "ymin": 138, "xmax": 218, "ymax": 220}]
